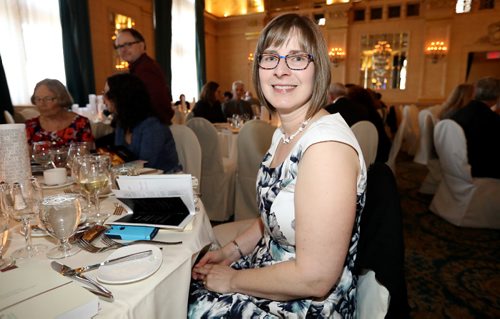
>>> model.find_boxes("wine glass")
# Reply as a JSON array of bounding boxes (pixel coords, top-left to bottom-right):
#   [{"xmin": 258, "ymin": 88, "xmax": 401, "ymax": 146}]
[
  {"xmin": 39, "ymin": 194, "xmax": 81, "ymax": 259},
  {"xmin": 51, "ymin": 146, "xmax": 69, "ymax": 168},
  {"xmin": 32, "ymin": 141, "xmax": 54, "ymax": 169},
  {"xmin": 78, "ymin": 155, "xmax": 111, "ymax": 224},
  {"xmin": 0, "ymin": 188, "xmax": 14, "ymax": 270},
  {"xmin": 67, "ymin": 142, "xmax": 92, "ymax": 178},
  {"xmin": 1, "ymin": 178, "xmax": 46, "ymax": 259}
]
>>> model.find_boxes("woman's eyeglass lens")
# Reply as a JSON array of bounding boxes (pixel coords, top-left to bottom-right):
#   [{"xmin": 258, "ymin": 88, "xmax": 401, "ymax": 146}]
[
  {"xmin": 114, "ymin": 40, "xmax": 141, "ymax": 50},
  {"xmin": 258, "ymin": 53, "xmax": 314, "ymax": 70},
  {"xmin": 34, "ymin": 97, "xmax": 57, "ymax": 104}
]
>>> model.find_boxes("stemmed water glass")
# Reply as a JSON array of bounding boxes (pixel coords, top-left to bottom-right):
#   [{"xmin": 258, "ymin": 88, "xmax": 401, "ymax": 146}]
[
  {"xmin": 32, "ymin": 141, "xmax": 54, "ymax": 169},
  {"xmin": 39, "ymin": 194, "xmax": 82, "ymax": 259},
  {"xmin": 0, "ymin": 189, "xmax": 14, "ymax": 269},
  {"xmin": 77, "ymin": 155, "xmax": 111, "ymax": 224},
  {"xmin": 67, "ymin": 142, "xmax": 92, "ymax": 178},
  {"xmin": 1, "ymin": 178, "xmax": 46, "ymax": 259}
]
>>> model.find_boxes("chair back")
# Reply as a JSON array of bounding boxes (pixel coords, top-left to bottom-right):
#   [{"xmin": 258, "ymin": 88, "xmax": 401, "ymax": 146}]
[
  {"xmin": 401, "ymin": 105, "xmax": 419, "ymax": 156},
  {"xmin": 355, "ymin": 162, "xmax": 409, "ymax": 319},
  {"xmin": 413, "ymin": 109, "xmax": 436, "ymax": 165},
  {"xmin": 234, "ymin": 120, "xmax": 275, "ymax": 220},
  {"xmin": 3, "ymin": 111, "xmax": 15, "ymax": 124},
  {"xmin": 351, "ymin": 121, "xmax": 378, "ymax": 168},
  {"xmin": 170, "ymin": 124, "xmax": 202, "ymax": 183},
  {"xmin": 186, "ymin": 118, "xmax": 224, "ymax": 176},
  {"xmin": 386, "ymin": 105, "xmax": 409, "ymax": 173}
]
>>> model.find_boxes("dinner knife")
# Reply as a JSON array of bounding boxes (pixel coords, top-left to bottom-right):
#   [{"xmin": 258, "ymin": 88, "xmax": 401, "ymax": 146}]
[{"xmin": 67, "ymin": 249, "xmax": 153, "ymax": 275}]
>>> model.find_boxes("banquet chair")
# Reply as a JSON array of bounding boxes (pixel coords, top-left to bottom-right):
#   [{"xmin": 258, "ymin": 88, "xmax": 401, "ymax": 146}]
[
  {"xmin": 3, "ymin": 110, "xmax": 15, "ymax": 124},
  {"xmin": 15, "ymin": 107, "xmax": 39, "ymax": 123},
  {"xmin": 413, "ymin": 109, "xmax": 441, "ymax": 194},
  {"xmin": 355, "ymin": 162, "xmax": 410, "ymax": 319},
  {"xmin": 351, "ymin": 121, "xmax": 378, "ymax": 168},
  {"xmin": 186, "ymin": 118, "xmax": 236, "ymax": 222},
  {"xmin": 430, "ymin": 120, "xmax": 500, "ymax": 229},
  {"xmin": 386, "ymin": 105, "xmax": 409, "ymax": 174},
  {"xmin": 170, "ymin": 124, "xmax": 202, "ymax": 183},
  {"xmin": 401, "ymin": 105, "xmax": 419, "ymax": 156},
  {"xmin": 234, "ymin": 120, "xmax": 275, "ymax": 220}
]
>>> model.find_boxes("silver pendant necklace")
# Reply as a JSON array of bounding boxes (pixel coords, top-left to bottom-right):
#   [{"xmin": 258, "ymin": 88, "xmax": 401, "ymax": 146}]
[{"xmin": 281, "ymin": 117, "xmax": 311, "ymax": 144}]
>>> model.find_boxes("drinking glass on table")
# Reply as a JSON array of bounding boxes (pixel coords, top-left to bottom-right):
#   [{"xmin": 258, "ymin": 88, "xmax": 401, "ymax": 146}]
[
  {"xmin": 32, "ymin": 141, "xmax": 54, "ymax": 169},
  {"xmin": 1, "ymin": 178, "xmax": 46, "ymax": 259},
  {"xmin": 0, "ymin": 200, "xmax": 14, "ymax": 270},
  {"xmin": 67, "ymin": 141, "xmax": 92, "ymax": 178},
  {"xmin": 39, "ymin": 194, "xmax": 82, "ymax": 259},
  {"xmin": 77, "ymin": 155, "xmax": 111, "ymax": 224}
]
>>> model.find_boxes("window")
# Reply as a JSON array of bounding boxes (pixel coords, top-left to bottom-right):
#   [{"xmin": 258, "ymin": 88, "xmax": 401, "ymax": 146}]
[
  {"xmin": 406, "ymin": 3, "xmax": 420, "ymax": 17},
  {"xmin": 370, "ymin": 7, "xmax": 383, "ymax": 20},
  {"xmin": 388, "ymin": 5, "xmax": 401, "ymax": 18},
  {"xmin": 353, "ymin": 8, "xmax": 365, "ymax": 22},
  {"xmin": 456, "ymin": 0, "xmax": 472, "ymax": 13},
  {"xmin": 0, "ymin": 0, "xmax": 66, "ymax": 105}
]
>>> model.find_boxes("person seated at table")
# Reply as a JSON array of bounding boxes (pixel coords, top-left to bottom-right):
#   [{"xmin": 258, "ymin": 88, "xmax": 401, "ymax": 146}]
[
  {"xmin": 189, "ymin": 13, "xmax": 366, "ymax": 318},
  {"xmin": 451, "ymin": 76, "xmax": 500, "ymax": 179},
  {"xmin": 103, "ymin": 73, "xmax": 182, "ymax": 173},
  {"xmin": 25, "ymin": 79, "xmax": 94, "ymax": 147},
  {"xmin": 437, "ymin": 83, "xmax": 474, "ymax": 120},
  {"xmin": 222, "ymin": 80, "xmax": 254, "ymax": 119},
  {"xmin": 174, "ymin": 93, "xmax": 190, "ymax": 112},
  {"xmin": 191, "ymin": 81, "xmax": 226, "ymax": 123},
  {"xmin": 223, "ymin": 91, "xmax": 233, "ymax": 104}
]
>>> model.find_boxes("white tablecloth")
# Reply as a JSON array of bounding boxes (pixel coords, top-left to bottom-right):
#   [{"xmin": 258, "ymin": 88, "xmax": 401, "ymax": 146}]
[
  {"xmin": 4, "ymin": 189, "xmax": 216, "ymax": 318},
  {"xmin": 217, "ymin": 129, "xmax": 238, "ymax": 162}
]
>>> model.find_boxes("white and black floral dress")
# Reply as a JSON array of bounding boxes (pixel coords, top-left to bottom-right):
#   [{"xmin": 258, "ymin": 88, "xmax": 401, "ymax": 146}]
[{"xmin": 189, "ymin": 114, "xmax": 367, "ymax": 318}]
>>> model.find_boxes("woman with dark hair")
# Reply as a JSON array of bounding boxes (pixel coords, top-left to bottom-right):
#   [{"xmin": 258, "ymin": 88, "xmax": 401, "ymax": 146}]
[
  {"xmin": 26, "ymin": 78, "xmax": 94, "ymax": 147},
  {"xmin": 191, "ymin": 81, "xmax": 226, "ymax": 123},
  {"xmin": 103, "ymin": 73, "xmax": 181, "ymax": 173}
]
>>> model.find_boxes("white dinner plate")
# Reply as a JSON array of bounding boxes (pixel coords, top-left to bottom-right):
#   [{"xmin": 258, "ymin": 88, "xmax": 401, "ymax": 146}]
[
  {"xmin": 97, "ymin": 244, "xmax": 163, "ymax": 284},
  {"xmin": 41, "ymin": 177, "xmax": 74, "ymax": 189}
]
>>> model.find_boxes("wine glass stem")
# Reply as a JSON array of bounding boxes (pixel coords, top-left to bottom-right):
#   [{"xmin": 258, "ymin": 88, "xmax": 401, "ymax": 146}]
[
  {"xmin": 94, "ymin": 192, "xmax": 100, "ymax": 216},
  {"xmin": 22, "ymin": 218, "xmax": 34, "ymax": 255}
]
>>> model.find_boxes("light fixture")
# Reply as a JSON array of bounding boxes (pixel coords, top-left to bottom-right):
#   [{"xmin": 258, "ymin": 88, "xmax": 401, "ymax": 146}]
[
  {"xmin": 247, "ymin": 52, "xmax": 254, "ymax": 64},
  {"xmin": 328, "ymin": 47, "xmax": 346, "ymax": 67},
  {"xmin": 425, "ymin": 41, "xmax": 448, "ymax": 63}
]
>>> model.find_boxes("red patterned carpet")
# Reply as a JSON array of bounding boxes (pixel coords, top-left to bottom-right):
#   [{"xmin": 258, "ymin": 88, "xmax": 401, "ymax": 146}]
[{"xmin": 395, "ymin": 153, "xmax": 500, "ymax": 319}]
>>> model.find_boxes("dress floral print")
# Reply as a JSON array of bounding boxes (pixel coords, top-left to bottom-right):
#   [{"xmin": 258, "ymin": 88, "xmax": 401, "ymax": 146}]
[
  {"xmin": 25, "ymin": 115, "xmax": 94, "ymax": 147},
  {"xmin": 189, "ymin": 114, "xmax": 367, "ymax": 318}
]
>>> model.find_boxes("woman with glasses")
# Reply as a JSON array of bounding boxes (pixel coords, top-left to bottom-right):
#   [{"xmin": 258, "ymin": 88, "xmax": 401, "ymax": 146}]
[
  {"xmin": 189, "ymin": 13, "xmax": 366, "ymax": 318},
  {"xmin": 25, "ymin": 79, "xmax": 94, "ymax": 147}
]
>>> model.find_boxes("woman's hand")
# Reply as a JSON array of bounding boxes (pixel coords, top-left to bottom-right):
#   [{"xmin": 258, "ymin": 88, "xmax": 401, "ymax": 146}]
[
  {"xmin": 192, "ymin": 249, "xmax": 233, "ymax": 280},
  {"xmin": 194, "ymin": 264, "xmax": 237, "ymax": 294}
]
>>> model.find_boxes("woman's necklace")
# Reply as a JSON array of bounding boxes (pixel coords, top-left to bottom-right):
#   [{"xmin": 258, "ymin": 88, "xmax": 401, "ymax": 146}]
[{"xmin": 281, "ymin": 117, "xmax": 311, "ymax": 144}]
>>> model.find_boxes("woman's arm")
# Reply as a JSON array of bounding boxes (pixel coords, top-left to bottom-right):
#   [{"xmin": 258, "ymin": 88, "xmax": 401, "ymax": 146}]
[{"xmin": 199, "ymin": 140, "xmax": 360, "ymax": 300}]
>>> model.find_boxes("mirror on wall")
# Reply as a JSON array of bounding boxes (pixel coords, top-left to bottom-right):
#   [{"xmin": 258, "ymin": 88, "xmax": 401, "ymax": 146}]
[{"xmin": 359, "ymin": 32, "xmax": 409, "ymax": 90}]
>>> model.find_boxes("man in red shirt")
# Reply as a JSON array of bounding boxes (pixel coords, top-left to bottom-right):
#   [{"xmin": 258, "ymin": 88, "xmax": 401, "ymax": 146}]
[{"xmin": 115, "ymin": 28, "xmax": 173, "ymax": 124}]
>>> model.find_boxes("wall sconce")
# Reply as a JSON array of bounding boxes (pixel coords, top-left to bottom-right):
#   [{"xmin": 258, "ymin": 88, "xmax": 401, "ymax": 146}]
[
  {"xmin": 425, "ymin": 41, "xmax": 448, "ymax": 63},
  {"xmin": 329, "ymin": 48, "xmax": 346, "ymax": 67},
  {"xmin": 247, "ymin": 53, "xmax": 254, "ymax": 64}
]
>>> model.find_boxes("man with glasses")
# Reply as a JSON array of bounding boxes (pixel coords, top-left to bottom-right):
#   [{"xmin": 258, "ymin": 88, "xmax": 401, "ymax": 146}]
[{"xmin": 115, "ymin": 28, "xmax": 173, "ymax": 124}]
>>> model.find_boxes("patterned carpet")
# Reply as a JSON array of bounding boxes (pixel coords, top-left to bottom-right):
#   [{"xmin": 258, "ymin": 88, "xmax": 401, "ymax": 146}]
[{"xmin": 395, "ymin": 153, "xmax": 500, "ymax": 319}]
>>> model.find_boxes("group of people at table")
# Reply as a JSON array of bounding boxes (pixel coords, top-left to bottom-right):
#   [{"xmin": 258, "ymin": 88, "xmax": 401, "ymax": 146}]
[{"xmin": 9, "ymin": 10, "xmax": 500, "ymax": 317}]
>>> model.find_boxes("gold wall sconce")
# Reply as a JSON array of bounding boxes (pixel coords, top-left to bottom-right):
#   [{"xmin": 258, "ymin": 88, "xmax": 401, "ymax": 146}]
[
  {"xmin": 425, "ymin": 41, "xmax": 448, "ymax": 63},
  {"xmin": 329, "ymin": 47, "xmax": 346, "ymax": 67},
  {"xmin": 248, "ymin": 52, "xmax": 254, "ymax": 64}
]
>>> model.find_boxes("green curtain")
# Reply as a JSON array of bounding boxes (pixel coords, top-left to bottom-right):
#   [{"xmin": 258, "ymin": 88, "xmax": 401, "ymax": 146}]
[
  {"xmin": 0, "ymin": 54, "xmax": 14, "ymax": 124},
  {"xmin": 58, "ymin": 0, "xmax": 95, "ymax": 107},
  {"xmin": 195, "ymin": 0, "xmax": 207, "ymax": 92},
  {"xmin": 154, "ymin": 0, "xmax": 172, "ymax": 91}
]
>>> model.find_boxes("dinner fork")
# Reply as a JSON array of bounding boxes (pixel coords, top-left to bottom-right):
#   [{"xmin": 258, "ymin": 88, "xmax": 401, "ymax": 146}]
[
  {"xmin": 77, "ymin": 237, "xmax": 115, "ymax": 253},
  {"xmin": 101, "ymin": 234, "xmax": 182, "ymax": 247}
]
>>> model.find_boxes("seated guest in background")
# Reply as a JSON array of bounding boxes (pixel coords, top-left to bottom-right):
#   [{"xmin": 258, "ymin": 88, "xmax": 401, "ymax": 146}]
[
  {"xmin": 174, "ymin": 93, "xmax": 190, "ymax": 111},
  {"xmin": 26, "ymin": 79, "xmax": 94, "ymax": 147},
  {"xmin": 104, "ymin": 73, "xmax": 182, "ymax": 173},
  {"xmin": 222, "ymin": 80, "xmax": 254, "ymax": 119},
  {"xmin": 191, "ymin": 81, "xmax": 226, "ymax": 123},
  {"xmin": 115, "ymin": 28, "xmax": 174, "ymax": 125},
  {"xmin": 437, "ymin": 83, "xmax": 474, "ymax": 120},
  {"xmin": 346, "ymin": 85, "xmax": 392, "ymax": 163},
  {"xmin": 324, "ymin": 82, "xmax": 369, "ymax": 126},
  {"xmin": 451, "ymin": 77, "xmax": 500, "ymax": 179},
  {"xmin": 190, "ymin": 13, "xmax": 365, "ymax": 318},
  {"xmin": 223, "ymin": 91, "xmax": 233, "ymax": 104}
]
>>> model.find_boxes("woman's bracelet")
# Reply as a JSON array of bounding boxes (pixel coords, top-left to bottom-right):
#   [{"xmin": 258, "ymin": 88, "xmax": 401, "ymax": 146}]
[{"xmin": 232, "ymin": 240, "xmax": 244, "ymax": 258}]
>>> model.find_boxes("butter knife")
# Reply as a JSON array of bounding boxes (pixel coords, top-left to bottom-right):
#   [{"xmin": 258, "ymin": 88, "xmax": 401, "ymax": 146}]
[{"xmin": 66, "ymin": 249, "xmax": 153, "ymax": 275}]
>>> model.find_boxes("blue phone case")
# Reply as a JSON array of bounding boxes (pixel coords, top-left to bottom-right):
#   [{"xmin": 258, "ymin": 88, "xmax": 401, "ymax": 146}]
[{"xmin": 105, "ymin": 225, "xmax": 159, "ymax": 240}]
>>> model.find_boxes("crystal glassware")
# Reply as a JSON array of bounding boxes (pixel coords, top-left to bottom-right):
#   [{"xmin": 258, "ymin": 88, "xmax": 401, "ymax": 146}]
[
  {"xmin": 40, "ymin": 194, "xmax": 82, "ymax": 259},
  {"xmin": 0, "ymin": 200, "xmax": 14, "ymax": 270},
  {"xmin": 31, "ymin": 141, "xmax": 54, "ymax": 169},
  {"xmin": 67, "ymin": 142, "xmax": 92, "ymax": 178}
]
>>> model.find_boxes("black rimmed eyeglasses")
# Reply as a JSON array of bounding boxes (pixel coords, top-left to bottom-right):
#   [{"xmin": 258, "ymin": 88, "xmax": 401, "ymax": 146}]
[
  {"xmin": 114, "ymin": 40, "xmax": 141, "ymax": 50},
  {"xmin": 33, "ymin": 96, "xmax": 57, "ymax": 104},
  {"xmin": 258, "ymin": 53, "xmax": 314, "ymax": 70}
]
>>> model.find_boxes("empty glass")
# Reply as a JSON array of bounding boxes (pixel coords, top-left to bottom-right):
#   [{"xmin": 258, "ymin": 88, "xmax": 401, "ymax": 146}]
[
  {"xmin": 0, "ymin": 201, "xmax": 13, "ymax": 270},
  {"xmin": 67, "ymin": 142, "xmax": 92, "ymax": 178},
  {"xmin": 40, "ymin": 194, "xmax": 82, "ymax": 259},
  {"xmin": 32, "ymin": 141, "xmax": 54, "ymax": 169}
]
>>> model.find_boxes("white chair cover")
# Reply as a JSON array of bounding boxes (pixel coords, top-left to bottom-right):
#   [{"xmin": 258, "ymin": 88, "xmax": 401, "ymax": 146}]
[
  {"xmin": 401, "ymin": 104, "xmax": 419, "ymax": 156},
  {"xmin": 234, "ymin": 120, "xmax": 275, "ymax": 220},
  {"xmin": 17, "ymin": 107, "xmax": 40, "ymax": 122},
  {"xmin": 351, "ymin": 121, "xmax": 378, "ymax": 168},
  {"xmin": 186, "ymin": 118, "xmax": 236, "ymax": 221},
  {"xmin": 3, "ymin": 110, "xmax": 15, "ymax": 124},
  {"xmin": 386, "ymin": 105, "xmax": 409, "ymax": 174},
  {"xmin": 430, "ymin": 120, "xmax": 500, "ymax": 229},
  {"xmin": 413, "ymin": 109, "xmax": 441, "ymax": 194},
  {"xmin": 170, "ymin": 124, "xmax": 202, "ymax": 183},
  {"xmin": 356, "ymin": 270, "xmax": 390, "ymax": 319}
]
